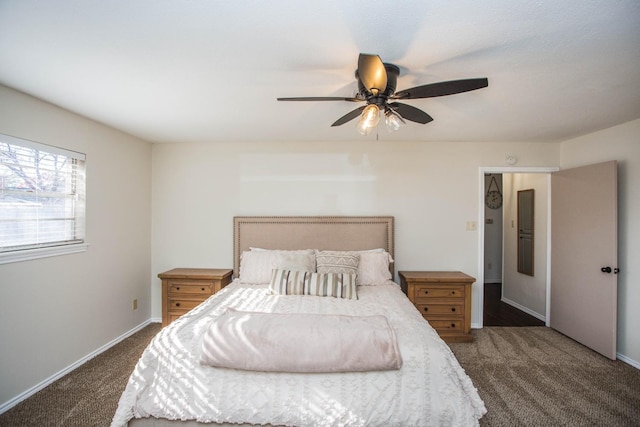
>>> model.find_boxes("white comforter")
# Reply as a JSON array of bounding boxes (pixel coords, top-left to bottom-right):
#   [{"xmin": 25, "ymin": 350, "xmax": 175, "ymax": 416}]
[{"xmin": 112, "ymin": 280, "xmax": 486, "ymax": 427}]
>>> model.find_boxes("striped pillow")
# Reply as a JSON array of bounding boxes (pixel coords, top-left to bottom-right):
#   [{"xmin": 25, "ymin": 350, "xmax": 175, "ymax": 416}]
[{"xmin": 269, "ymin": 269, "xmax": 358, "ymax": 300}]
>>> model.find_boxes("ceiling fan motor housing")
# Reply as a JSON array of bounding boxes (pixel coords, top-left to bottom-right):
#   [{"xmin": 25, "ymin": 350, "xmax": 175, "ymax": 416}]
[{"xmin": 356, "ymin": 63, "xmax": 400, "ymax": 100}]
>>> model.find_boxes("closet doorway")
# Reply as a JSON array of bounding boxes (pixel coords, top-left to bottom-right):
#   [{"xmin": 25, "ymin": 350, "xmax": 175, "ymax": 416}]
[{"xmin": 480, "ymin": 169, "xmax": 554, "ymax": 327}]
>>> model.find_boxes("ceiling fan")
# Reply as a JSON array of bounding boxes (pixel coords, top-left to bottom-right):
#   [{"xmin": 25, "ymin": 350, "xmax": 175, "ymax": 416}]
[{"xmin": 277, "ymin": 53, "xmax": 488, "ymax": 135}]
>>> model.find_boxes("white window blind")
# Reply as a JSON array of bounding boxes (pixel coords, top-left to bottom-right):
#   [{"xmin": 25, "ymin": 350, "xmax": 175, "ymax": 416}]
[{"xmin": 0, "ymin": 134, "xmax": 86, "ymax": 254}]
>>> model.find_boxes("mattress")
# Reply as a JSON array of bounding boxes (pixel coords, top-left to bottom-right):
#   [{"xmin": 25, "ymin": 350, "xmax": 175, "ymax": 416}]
[{"xmin": 112, "ymin": 280, "xmax": 486, "ymax": 426}]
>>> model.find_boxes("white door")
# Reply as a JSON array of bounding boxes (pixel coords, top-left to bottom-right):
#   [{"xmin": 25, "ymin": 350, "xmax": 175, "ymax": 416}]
[{"xmin": 550, "ymin": 161, "xmax": 618, "ymax": 359}]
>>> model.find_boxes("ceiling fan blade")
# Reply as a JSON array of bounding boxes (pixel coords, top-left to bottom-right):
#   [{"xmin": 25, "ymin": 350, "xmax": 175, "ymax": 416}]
[
  {"xmin": 357, "ymin": 53, "xmax": 387, "ymax": 95},
  {"xmin": 393, "ymin": 78, "xmax": 488, "ymax": 99},
  {"xmin": 331, "ymin": 106, "xmax": 366, "ymax": 127},
  {"xmin": 388, "ymin": 102, "xmax": 433, "ymax": 124},
  {"xmin": 277, "ymin": 96, "xmax": 362, "ymax": 102}
]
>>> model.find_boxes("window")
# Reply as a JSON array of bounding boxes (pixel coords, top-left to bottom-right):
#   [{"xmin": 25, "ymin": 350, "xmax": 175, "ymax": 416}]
[{"xmin": 0, "ymin": 133, "xmax": 86, "ymax": 263}]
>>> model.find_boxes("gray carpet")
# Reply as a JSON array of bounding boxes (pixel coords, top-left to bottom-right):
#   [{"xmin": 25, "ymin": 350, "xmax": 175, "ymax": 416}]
[
  {"xmin": 1, "ymin": 324, "xmax": 639, "ymax": 426},
  {"xmin": 449, "ymin": 327, "xmax": 640, "ymax": 426},
  {"xmin": 0, "ymin": 323, "xmax": 161, "ymax": 427}
]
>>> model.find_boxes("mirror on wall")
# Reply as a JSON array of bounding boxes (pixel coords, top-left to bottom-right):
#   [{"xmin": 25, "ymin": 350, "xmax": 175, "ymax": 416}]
[{"xmin": 518, "ymin": 189, "xmax": 534, "ymax": 276}]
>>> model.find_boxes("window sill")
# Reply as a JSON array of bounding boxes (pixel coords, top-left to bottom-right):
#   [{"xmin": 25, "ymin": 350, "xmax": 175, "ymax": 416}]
[{"xmin": 0, "ymin": 243, "xmax": 89, "ymax": 265}]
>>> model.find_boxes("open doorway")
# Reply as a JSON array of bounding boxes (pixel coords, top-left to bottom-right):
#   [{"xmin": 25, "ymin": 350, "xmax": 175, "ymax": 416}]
[
  {"xmin": 478, "ymin": 163, "xmax": 618, "ymax": 358},
  {"xmin": 478, "ymin": 167, "xmax": 558, "ymax": 327}
]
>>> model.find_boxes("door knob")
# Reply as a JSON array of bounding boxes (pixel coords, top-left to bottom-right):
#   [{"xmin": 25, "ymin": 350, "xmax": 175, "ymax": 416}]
[{"xmin": 601, "ymin": 266, "xmax": 612, "ymax": 273}]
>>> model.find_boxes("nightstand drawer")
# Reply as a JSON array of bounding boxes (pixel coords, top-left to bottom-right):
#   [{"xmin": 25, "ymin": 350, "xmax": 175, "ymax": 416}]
[
  {"xmin": 168, "ymin": 313, "xmax": 184, "ymax": 324},
  {"xmin": 167, "ymin": 281, "xmax": 212, "ymax": 295},
  {"xmin": 429, "ymin": 319, "xmax": 464, "ymax": 332},
  {"xmin": 414, "ymin": 285, "xmax": 465, "ymax": 301},
  {"xmin": 414, "ymin": 302, "xmax": 464, "ymax": 316},
  {"xmin": 168, "ymin": 298, "xmax": 204, "ymax": 311}
]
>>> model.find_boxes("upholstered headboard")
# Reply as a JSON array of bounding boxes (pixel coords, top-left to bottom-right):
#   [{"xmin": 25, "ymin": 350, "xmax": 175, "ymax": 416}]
[{"xmin": 233, "ymin": 216, "xmax": 394, "ymax": 278}]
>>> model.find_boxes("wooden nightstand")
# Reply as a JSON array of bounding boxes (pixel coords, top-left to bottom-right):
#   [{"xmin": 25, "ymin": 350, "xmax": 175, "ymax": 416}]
[
  {"xmin": 399, "ymin": 271, "xmax": 475, "ymax": 343},
  {"xmin": 159, "ymin": 268, "xmax": 233, "ymax": 327}
]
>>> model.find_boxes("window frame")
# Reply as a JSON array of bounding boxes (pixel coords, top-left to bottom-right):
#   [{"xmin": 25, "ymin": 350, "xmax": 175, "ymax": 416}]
[{"xmin": 0, "ymin": 133, "xmax": 87, "ymax": 264}]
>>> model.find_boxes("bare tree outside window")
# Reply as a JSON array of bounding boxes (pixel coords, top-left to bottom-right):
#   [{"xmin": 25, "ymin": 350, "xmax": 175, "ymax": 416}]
[{"xmin": 0, "ymin": 137, "xmax": 85, "ymax": 252}]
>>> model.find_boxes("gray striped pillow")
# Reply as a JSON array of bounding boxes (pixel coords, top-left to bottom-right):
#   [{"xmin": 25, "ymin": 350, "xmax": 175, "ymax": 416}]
[{"xmin": 269, "ymin": 269, "xmax": 358, "ymax": 299}]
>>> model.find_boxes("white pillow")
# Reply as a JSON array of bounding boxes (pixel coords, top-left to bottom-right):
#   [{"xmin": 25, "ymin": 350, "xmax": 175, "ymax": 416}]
[
  {"xmin": 239, "ymin": 249, "xmax": 315, "ymax": 284},
  {"xmin": 250, "ymin": 247, "xmax": 314, "ymax": 252},
  {"xmin": 356, "ymin": 250, "xmax": 394, "ymax": 285},
  {"xmin": 278, "ymin": 251, "xmax": 316, "ymax": 272}
]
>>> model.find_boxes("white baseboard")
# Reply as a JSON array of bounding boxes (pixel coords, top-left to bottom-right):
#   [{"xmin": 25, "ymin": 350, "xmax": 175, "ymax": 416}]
[
  {"xmin": 501, "ymin": 297, "xmax": 546, "ymax": 321},
  {"xmin": 0, "ymin": 318, "xmax": 160, "ymax": 414},
  {"xmin": 617, "ymin": 352, "xmax": 640, "ymax": 369}
]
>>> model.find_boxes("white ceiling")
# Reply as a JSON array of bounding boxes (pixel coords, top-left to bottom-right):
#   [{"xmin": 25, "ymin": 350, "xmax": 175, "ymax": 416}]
[{"xmin": 1, "ymin": 0, "xmax": 639, "ymax": 144}]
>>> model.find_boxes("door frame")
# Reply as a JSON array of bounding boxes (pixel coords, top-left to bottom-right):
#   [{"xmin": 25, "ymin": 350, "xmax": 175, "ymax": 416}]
[{"xmin": 476, "ymin": 166, "xmax": 559, "ymax": 328}]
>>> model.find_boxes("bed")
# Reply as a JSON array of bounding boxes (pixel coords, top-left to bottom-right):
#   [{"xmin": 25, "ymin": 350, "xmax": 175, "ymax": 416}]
[{"xmin": 112, "ymin": 216, "xmax": 486, "ymax": 427}]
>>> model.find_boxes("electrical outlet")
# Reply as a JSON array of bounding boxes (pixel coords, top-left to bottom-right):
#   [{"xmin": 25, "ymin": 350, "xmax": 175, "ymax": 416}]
[
  {"xmin": 466, "ymin": 221, "xmax": 477, "ymax": 231},
  {"xmin": 132, "ymin": 299, "xmax": 138, "ymax": 310}
]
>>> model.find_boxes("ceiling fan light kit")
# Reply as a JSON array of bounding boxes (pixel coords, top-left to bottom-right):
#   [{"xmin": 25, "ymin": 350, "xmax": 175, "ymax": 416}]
[
  {"xmin": 356, "ymin": 104, "xmax": 381, "ymax": 135},
  {"xmin": 384, "ymin": 108, "xmax": 405, "ymax": 132},
  {"xmin": 277, "ymin": 53, "xmax": 488, "ymax": 135}
]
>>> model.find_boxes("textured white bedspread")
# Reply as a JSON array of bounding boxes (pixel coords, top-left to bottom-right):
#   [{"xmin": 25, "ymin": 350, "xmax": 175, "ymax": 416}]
[{"xmin": 112, "ymin": 281, "xmax": 486, "ymax": 427}]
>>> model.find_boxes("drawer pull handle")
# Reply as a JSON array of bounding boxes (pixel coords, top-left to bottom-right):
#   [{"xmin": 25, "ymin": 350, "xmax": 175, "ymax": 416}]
[
  {"xmin": 451, "ymin": 323, "xmax": 456, "ymax": 328},
  {"xmin": 451, "ymin": 308, "xmax": 456, "ymax": 312},
  {"xmin": 176, "ymin": 287, "xmax": 180, "ymax": 291},
  {"xmin": 451, "ymin": 291, "xmax": 456, "ymax": 295},
  {"xmin": 423, "ymin": 307, "xmax": 428, "ymax": 312},
  {"xmin": 201, "ymin": 287, "xmax": 205, "ymax": 291},
  {"xmin": 175, "ymin": 303, "xmax": 180, "ymax": 307}
]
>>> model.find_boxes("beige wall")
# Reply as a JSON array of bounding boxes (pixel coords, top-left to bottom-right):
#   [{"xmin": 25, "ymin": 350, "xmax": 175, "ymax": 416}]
[
  {"xmin": 559, "ymin": 119, "xmax": 640, "ymax": 365},
  {"xmin": 502, "ymin": 173, "xmax": 549, "ymax": 318},
  {"xmin": 0, "ymin": 85, "xmax": 152, "ymax": 408},
  {"xmin": 150, "ymin": 140, "xmax": 561, "ymax": 326}
]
